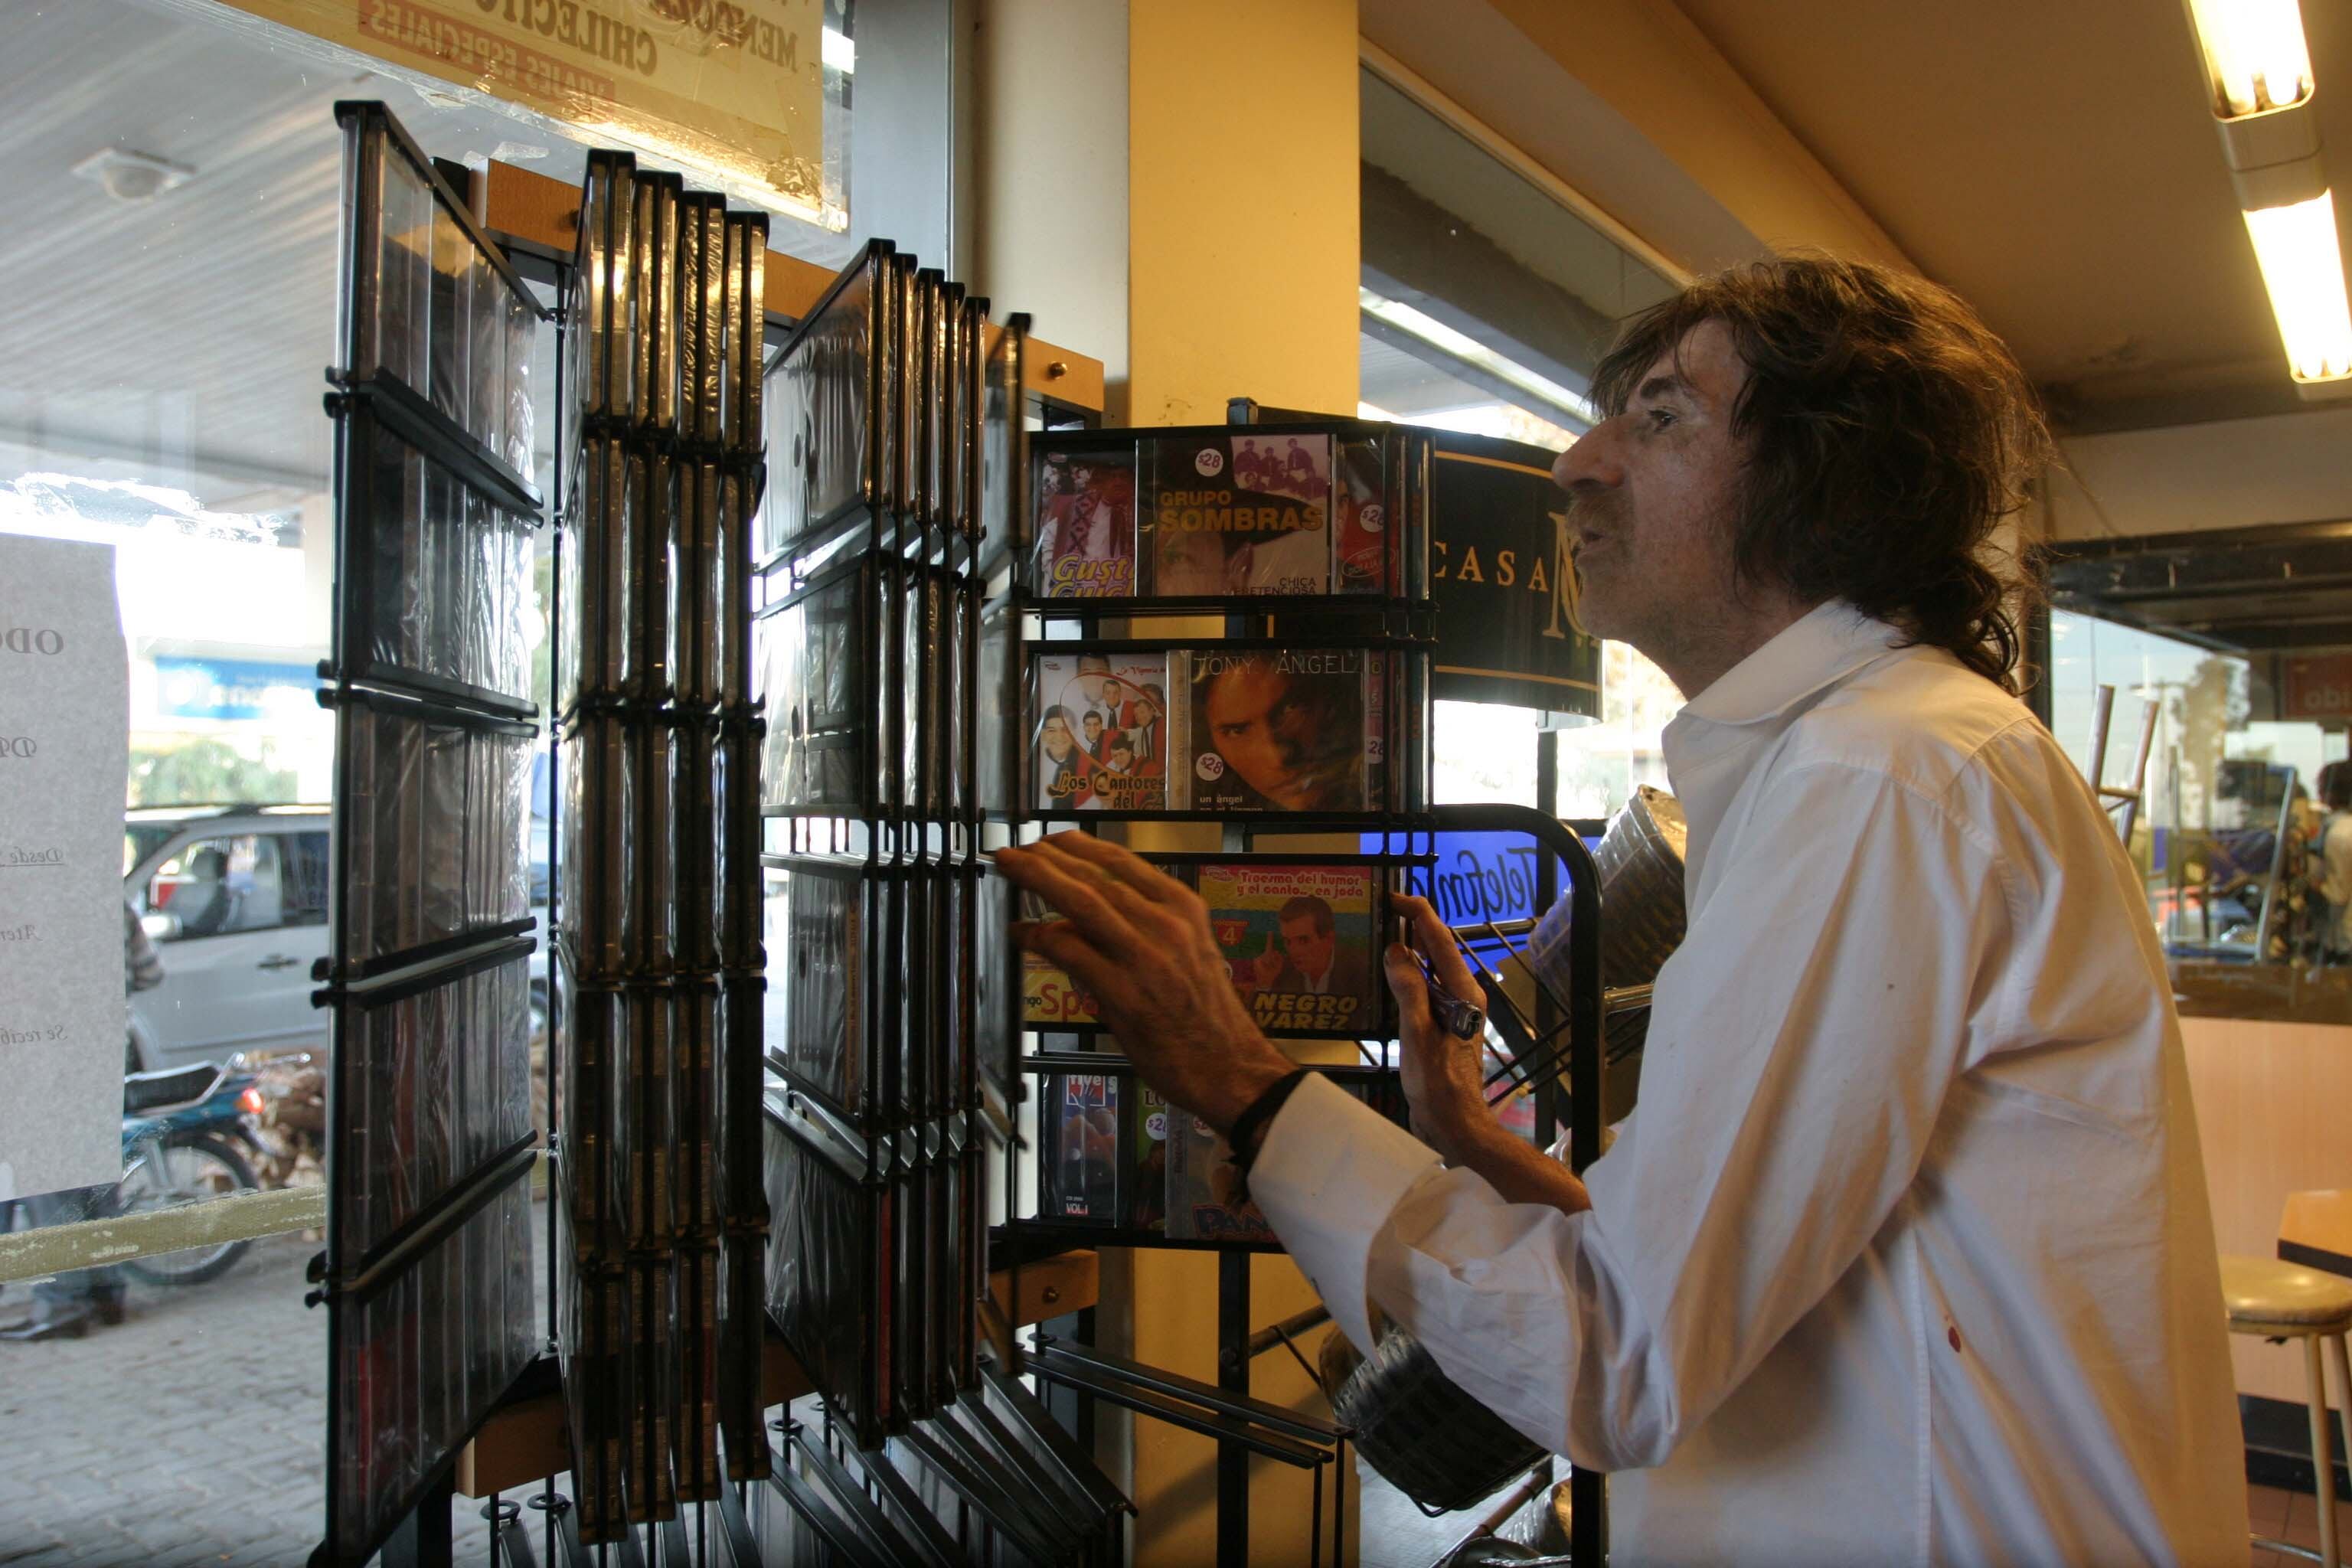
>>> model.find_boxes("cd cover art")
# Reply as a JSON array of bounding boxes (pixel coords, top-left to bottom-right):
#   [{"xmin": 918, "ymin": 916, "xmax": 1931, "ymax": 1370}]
[
  {"xmin": 1044, "ymin": 1073, "xmax": 1121, "ymax": 1223},
  {"xmin": 1165, "ymin": 1110, "xmax": 1276, "ymax": 1243},
  {"xmin": 782, "ymin": 869, "xmax": 863, "ymax": 1114},
  {"xmin": 1016, "ymin": 887, "xmax": 1100, "ymax": 1027},
  {"xmin": 1332, "ymin": 436, "xmax": 1390, "ymax": 595},
  {"xmin": 1196, "ymin": 863, "xmax": 1380, "ymax": 1035},
  {"xmin": 1129, "ymin": 1081, "xmax": 1169, "ymax": 1233},
  {"xmin": 1034, "ymin": 652, "xmax": 1168, "ymax": 812},
  {"xmin": 1036, "ymin": 448, "xmax": 1138, "ymax": 598},
  {"xmin": 1143, "ymin": 433, "xmax": 1331, "ymax": 597},
  {"xmin": 1169, "ymin": 648, "xmax": 1380, "ymax": 812}
]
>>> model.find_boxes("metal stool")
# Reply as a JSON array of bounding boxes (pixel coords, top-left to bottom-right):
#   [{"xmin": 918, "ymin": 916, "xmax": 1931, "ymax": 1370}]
[{"xmin": 2223, "ymin": 1255, "xmax": 2352, "ymax": 1566}]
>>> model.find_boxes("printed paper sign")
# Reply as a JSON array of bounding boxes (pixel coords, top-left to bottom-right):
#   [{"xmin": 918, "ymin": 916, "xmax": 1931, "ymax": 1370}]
[{"xmin": 0, "ymin": 536, "xmax": 129, "ymax": 1197}]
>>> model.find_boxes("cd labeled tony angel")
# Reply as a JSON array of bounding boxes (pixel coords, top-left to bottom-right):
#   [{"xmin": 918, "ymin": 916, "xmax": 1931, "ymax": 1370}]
[
  {"xmin": 1036, "ymin": 447, "xmax": 1138, "ymax": 597},
  {"xmin": 1033, "ymin": 652, "xmax": 1168, "ymax": 812},
  {"xmin": 1142, "ymin": 432, "xmax": 1333, "ymax": 597},
  {"xmin": 1196, "ymin": 862, "xmax": 1381, "ymax": 1035},
  {"xmin": 1169, "ymin": 647, "xmax": 1384, "ymax": 812}
]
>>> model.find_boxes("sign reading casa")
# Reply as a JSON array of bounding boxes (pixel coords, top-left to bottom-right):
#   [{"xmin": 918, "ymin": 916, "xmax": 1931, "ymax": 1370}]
[
  {"xmin": 220, "ymin": 0, "xmax": 825, "ymax": 217},
  {"xmin": 1426, "ymin": 434, "xmax": 1602, "ymax": 717}
]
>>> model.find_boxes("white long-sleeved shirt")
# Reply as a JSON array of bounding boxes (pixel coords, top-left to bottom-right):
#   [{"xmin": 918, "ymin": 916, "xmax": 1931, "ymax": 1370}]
[{"xmin": 1251, "ymin": 603, "xmax": 2247, "ymax": 1566}]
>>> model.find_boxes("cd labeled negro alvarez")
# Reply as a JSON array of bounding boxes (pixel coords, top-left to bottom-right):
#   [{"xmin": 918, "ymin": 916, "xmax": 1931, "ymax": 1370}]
[{"xmin": 1197, "ymin": 862, "xmax": 1380, "ymax": 1035}]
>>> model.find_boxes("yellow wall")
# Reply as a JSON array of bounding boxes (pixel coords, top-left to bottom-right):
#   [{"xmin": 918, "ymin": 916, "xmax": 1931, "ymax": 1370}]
[
  {"xmin": 1125, "ymin": 1, "xmax": 1363, "ymax": 427},
  {"xmin": 1125, "ymin": 11, "xmax": 1365, "ymax": 1563},
  {"xmin": 977, "ymin": 3, "xmax": 1367, "ymax": 1560}
]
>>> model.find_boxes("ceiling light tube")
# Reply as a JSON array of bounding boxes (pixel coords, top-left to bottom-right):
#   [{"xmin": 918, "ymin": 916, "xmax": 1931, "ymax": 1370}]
[
  {"xmin": 2184, "ymin": 0, "xmax": 2314, "ymax": 118},
  {"xmin": 2180, "ymin": 0, "xmax": 2320, "ymax": 172},
  {"xmin": 1358, "ymin": 286, "xmax": 1599, "ymax": 428},
  {"xmin": 2242, "ymin": 189, "xmax": 2352, "ymax": 388}
]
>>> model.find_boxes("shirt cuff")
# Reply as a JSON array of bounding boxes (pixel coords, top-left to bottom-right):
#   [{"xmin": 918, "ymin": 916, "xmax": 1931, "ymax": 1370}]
[{"xmin": 1246, "ymin": 1071, "xmax": 1443, "ymax": 1355}]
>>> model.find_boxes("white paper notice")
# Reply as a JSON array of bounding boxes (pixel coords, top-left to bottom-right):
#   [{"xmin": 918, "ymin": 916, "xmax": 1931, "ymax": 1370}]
[{"xmin": 0, "ymin": 536, "xmax": 129, "ymax": 1199}]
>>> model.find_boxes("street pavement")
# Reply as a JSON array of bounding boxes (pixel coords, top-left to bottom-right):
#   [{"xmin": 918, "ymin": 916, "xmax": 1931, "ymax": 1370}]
[{"xmin": 0, "ymin": 1227, "xmax": 534, "ymax": 1566}]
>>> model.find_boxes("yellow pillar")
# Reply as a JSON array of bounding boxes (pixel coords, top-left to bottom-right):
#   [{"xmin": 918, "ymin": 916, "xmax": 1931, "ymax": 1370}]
[
  {"xmin": 1126, "ymin": 1, "xmax": 1362, "ymax": 427},
  {"xmin": 977, "ymin": 3, "xmax": 1364, "ymax": 1559},
  {"xmin": 1124, "ymin": 7, "xmax": 1364, "ymax": 1564}
]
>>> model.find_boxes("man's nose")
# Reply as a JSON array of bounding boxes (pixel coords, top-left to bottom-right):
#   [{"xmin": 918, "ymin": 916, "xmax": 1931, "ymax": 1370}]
[{"xmin": 1553, "ymin": 418, "xmax": 1624, "ymax": 495}]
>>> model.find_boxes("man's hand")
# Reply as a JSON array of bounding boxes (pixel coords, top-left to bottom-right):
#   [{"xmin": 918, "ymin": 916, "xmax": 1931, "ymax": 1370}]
[
  {"xmin": 994, "ymin": 833, "xmax": 1294, "ymax": 1134},
  {"xmin": 1384, "ymin": 892, "xmax": 1498, "ymax": 1165}
]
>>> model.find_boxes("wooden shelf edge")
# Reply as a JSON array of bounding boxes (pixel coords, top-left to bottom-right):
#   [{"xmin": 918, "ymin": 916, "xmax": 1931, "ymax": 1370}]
[{"xmin": 477, "ymin": 160, "xmax": 1104, "ymax": 416}]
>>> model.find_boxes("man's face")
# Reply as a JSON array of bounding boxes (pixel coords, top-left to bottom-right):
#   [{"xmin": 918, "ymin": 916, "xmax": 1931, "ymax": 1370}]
[
  {"xmin": 1043, "ymin": 714, "xmax": 1074, "ymax": 761},
  {"xmin": 1552, "ymin": 320, "xmax": 1752, "ymax": 668},
  {"xmin": 1101, "ymin": 680, "xmax": 1124, "ymax": 706},
  {"xmin": 1204, "ymin": 664, "xmax": 1346, "ymax": 809},
  {"xmin": 1279, "ymin": 913, "xmax": 1333, "ymax": 980},
  {"xmin": 1082, "ymin": 714, "xmax": 1103, "ymax": 744},
  {"xmin": 1109, "ymin": 746, "xmax": 1135, "ymax": 774}
]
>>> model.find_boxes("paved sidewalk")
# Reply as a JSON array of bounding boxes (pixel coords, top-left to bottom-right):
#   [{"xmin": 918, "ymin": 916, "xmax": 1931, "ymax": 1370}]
[{"xmin": 0, "ymin": 1227, "xmax": 534, "ymax": 1567}]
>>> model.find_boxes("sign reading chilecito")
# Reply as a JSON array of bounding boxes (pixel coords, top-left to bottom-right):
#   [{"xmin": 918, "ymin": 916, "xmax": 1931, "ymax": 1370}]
[{"xmin": 220, "ymin": 0, "xmax": 826, "ymax": 217}]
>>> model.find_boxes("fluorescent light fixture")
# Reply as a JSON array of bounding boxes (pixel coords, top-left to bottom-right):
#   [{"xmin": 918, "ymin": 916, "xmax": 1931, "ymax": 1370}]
[
  {"xmin": 1358, "ymin": 286, "xmax": 1599, "ymax": 426},
  {"xmin": 2183, "ymin": 0, "xmax": 2314, "ymax": 119},
  {"xmin": 822, "ymin": 26, "xmax": 854, "ymax": 75},
  {"xmin": 2243, "ymin": 189, "xmax": 2352, "ymax": 384}
]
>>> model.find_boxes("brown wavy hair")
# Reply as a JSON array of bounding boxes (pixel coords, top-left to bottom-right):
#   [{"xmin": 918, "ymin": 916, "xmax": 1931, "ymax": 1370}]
[{"xmin": 1590, "ymin": 254, "xmax": 2053, "ymax": 690}]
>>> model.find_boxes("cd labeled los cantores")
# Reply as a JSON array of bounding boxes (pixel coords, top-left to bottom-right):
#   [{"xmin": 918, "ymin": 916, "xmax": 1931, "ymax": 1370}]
[
  {"xmin": 1033, "ymin": 652, "xmax": 1168, "ymax": 811},
  {"xmin": 1170, "ymin": 647, "xmax": 1385, "ymax": 812},
  {"xmin": 1143, "ymin": 433, "xmax": 1332, "ymax": 596},
  {"xmin": 1036, "ymin": 447, "xmax": 1138, "ymax": 597},
  {"xmin": 1197, "ymin": 862, "xmax": 1381, "ymax": 1034}
]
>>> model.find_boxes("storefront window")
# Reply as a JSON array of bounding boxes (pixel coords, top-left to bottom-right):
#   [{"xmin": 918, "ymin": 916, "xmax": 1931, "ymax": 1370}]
[
  {"xmin": 1359, "ymin": 60, "xmax": 1682, "ymax": 818},
  {"xmin": 2047, "ymin": 529, "xmax": 2352, "ymax": 1017},
  {"xmin": 0, "ymin": 0, "xmax": 952, "ymax": 1556}
]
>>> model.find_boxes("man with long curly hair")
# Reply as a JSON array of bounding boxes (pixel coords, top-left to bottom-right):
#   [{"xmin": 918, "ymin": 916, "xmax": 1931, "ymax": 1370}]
[{"xmin": 998, "ymin": 256, "xmax": 2246, "ymax": 1564}]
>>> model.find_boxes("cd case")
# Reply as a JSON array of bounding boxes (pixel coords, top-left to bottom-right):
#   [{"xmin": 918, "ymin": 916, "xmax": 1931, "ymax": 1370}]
[
  {"xmin": 1028, "ymin": 423, "xmax": 1423, "ymax": 603},
  {"xmin": 1015, "ymin": 858, "xmax": 1392, "ymax": 1040},
  {"xmin": 1031, "ymin": 645, "xmax": 1396, "ymax": 815}
]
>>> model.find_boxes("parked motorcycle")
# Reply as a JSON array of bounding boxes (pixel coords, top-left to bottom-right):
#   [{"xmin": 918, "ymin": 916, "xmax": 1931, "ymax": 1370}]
[
  {"xmin": 238, "ymin": 1051, "xmax": 327, "ymax": 1192},
  {"xmin": 116, "ymin": 1061, "xmax": 266, "ymax": 1286}
]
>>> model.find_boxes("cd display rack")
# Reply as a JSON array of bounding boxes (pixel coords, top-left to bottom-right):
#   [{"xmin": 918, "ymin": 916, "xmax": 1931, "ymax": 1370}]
[
  {"xmin": 992, "ymin": 413, "xmax": 1441, "ymax": 1248},
  {"xmin": 966, "ymin": 412, "xmax": 1441, "ymax": 1568},
  {"xmin": 747, "ymin": 240, "xmax": 1141, "ymax": 1567},
  {"xmin": 546, "ymin": 148, "xmax": 774, "ymax": 1545},
  {"xmin": 752, "ymin": 240, "xmax": 996, "ymax": 1454},
  {"xmin": 315, "ymin": 101, "xmax": 547, "ymax": 1568}
]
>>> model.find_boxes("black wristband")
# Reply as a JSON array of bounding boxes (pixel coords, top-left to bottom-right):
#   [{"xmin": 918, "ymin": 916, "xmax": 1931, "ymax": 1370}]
[{"xmin": 1224, "ymin": 1069, "xmax": 1312, "ymax": 1194}]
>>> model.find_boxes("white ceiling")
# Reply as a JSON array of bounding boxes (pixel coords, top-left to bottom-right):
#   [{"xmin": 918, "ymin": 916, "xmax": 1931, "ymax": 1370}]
[
  {"xmin": 1671, "ymin": 0, "xmax": 2352, "ymax": 427},
  {"xmin": 0, "ymin": 0, "xmax": 842, "ymax": 513}
]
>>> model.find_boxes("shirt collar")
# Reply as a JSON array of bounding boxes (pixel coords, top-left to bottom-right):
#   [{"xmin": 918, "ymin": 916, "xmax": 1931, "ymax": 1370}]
[{"xmin": 1677, "ymin": 601, "xmax": 1907, "ymax": 728}]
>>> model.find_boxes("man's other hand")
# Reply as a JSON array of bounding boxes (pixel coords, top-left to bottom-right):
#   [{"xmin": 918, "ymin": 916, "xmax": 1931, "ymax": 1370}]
[
  {"xmin": 994, "ymin": 833, "xmax": 1294, "ymax": 1133},
  {"xmin": 1385, "ymin": 892, "xmax": 1495, "ymax": 1165}
]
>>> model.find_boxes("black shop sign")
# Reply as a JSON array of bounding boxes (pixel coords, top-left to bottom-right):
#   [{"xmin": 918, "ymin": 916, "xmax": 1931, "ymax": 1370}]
[{"xmin": 1427, "ymin": 431, "xmax": 1601, "ymax": 719}]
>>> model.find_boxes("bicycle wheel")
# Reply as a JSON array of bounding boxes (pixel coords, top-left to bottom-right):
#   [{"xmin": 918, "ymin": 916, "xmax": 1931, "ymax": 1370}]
[{"xmin": 119, "ymin": 1132, "xmax": 258, "ymax": 1287}]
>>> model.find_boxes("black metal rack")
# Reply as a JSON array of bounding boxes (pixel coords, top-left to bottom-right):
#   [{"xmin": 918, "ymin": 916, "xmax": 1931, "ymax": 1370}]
[{"xmin": 314, "ymin": 100, "xmax": 552, "ymax": 1568}]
